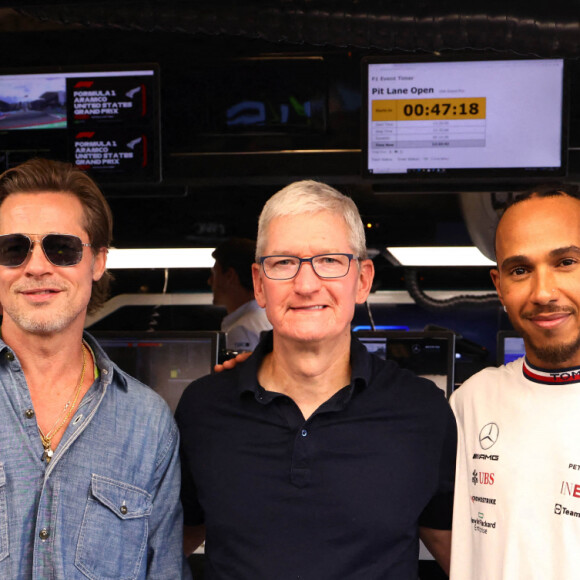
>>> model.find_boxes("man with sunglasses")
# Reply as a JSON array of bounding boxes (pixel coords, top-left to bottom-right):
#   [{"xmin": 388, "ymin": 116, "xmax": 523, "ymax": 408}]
[
  {"xmin": 0, "ymin": 158, "xmax": 187, "ymax": 578},
  {"xmin": 176, "ymin": 180, "xmax": 456, "ymax": 578}
]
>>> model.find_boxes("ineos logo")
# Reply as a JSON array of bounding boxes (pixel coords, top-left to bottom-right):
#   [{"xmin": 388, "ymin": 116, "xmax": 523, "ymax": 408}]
[{"xmin": 479, "ymin": 423, "xmax": 499, "ymax": 450}]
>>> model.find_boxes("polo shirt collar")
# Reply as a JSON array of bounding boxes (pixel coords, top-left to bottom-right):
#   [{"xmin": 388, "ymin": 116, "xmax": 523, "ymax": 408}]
[
  {"xmin": 522, "ymin": 356, "xmax": 580, "ymax": 385},
  {"xmin": 237, "ymin": 331, "xmax": 372, "ymax": 403}
]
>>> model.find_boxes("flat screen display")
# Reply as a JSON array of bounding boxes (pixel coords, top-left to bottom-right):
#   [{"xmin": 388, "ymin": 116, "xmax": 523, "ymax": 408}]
[
  {"xmin": 356, "ymin": 330, "xmax": 456, "ymax": 397},
  {"xmin": 362, "ymin": 57, "xmax": 567, "ymax": 187},
  {"xmin": 497, "ymin": 330, "xmax": 525, "ymax": 365},
  {"xmin": 199, "ymin": 58, "xmax": 326, "ymax": 134},
  {"xmin": 90, "ymin": 331, "xmax": 220, "ymax": 412},
  {"xmin": 0, "ymin": 64, "xmax": 161, "ymax": 183}
]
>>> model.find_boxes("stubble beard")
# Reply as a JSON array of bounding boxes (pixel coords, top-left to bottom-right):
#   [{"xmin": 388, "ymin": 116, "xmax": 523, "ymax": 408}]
[
  {"xmin": 5, "ymin": 283, "xmax": 85, "ymax": 336},
  {"xmin": 5, "ymin": 305, "xmax": 80, "ymax": 335},
  {"xmin": 511, "ymin": 304, "xmax": 580, "ymax": 367},
  {"xmin": 520, "ymin": 328, "xmax": 580, "ymax": 367},
  {"xmin": 13, "ymin": 315, "xmax": 71, "ymax": 335}
]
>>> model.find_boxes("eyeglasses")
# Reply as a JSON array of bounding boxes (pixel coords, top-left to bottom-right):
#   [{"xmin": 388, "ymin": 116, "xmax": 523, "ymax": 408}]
[
  {"xmin": 259, "ymin": 253, "xmax": 357, "ymax": 280},
  {"xmin": 0, "ymin": 233, "xmax": 92, "ymax": 267}
]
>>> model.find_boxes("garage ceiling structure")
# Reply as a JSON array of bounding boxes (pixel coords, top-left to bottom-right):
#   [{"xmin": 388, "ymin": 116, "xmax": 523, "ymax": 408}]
[
  {"xmin": 0, "ymin": 2, "xmax": 579, "ymax": 298},
  {"xmin": 8, "ymin": 2, "xmax": 580, "ymax": 56}
]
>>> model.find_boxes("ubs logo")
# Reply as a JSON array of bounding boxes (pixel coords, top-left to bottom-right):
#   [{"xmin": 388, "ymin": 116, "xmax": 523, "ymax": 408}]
[
  {"xmin": 479, "ymin": 423, "xmax": 499, "ymax": 450},
  {"xmin": 472, "ymin": 470, "xmax": 495, "ymax": 486}
]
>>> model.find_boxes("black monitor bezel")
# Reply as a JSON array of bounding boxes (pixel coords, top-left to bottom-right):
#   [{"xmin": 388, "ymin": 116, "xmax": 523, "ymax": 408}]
[
  {"xmin": 496, "ymin": 329, "xmax": 525, "ymax": 366},
  {"xmin": 89, "ymin": 330, "xmax": 222, "ymax": 368},
  {"xmin": 355, "ymin": 330, "xmax": 456, "ymax": 397},
  {"xmin": 89, "ymin": 330, "xmax": 222, "ymax": 410}
]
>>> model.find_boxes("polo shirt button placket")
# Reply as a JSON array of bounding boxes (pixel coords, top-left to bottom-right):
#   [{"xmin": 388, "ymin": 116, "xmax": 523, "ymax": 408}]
[{"xmin": 291, "ymin": 425, "xmax": 312, "ymax": 487}]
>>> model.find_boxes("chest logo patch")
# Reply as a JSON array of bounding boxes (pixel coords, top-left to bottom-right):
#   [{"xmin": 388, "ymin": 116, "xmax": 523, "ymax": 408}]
[{"xmin": 479, "ymin": 422, "xmax": 499, "ymax": 450}]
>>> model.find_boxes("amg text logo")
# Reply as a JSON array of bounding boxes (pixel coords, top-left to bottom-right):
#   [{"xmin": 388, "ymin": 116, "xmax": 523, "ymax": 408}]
[{"xmin": 473, "ymin": 454, "xmax": 499, "ymax": 461}]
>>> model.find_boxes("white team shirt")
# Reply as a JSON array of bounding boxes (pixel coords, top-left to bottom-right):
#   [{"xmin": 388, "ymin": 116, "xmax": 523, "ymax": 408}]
[{"xmin": 450, "ymin": 357, "xmax": 580, "ymax": 579}]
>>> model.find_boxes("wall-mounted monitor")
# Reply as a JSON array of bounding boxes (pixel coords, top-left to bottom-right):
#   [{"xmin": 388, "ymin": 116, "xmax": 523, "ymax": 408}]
[
  {"xmin": 0, "ymin": 63, "xmax": 161, "ymax": 183},
  {"xmin": 198, "ymin": 57, "xmax": 326, "ymax": 135},
  {"xmin": 496, "ymin": 330, "xmax": 525, "ymax": 366},
  {"xmin": 90, "ymin": 331, "xmax": 220, "ymax": 412},
  {"xmin": 362, "ymin": 57, "xmax": 567, "ymax": 190},
  {"xmin": 355, "ymin": 330, "xmax": 456, "ymax": 397}
]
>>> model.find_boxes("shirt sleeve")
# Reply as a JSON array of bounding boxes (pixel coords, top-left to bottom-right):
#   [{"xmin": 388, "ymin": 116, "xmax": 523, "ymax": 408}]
[
  {"xmin": 418, "ymin": 402, "xmax": 457, "ymax": 530},
  {"xmin": 175, "ymin": 394, "xmax": 206, "ymax": 528},
  {"xmin": 226, "ymin": 325, "xmax": 258, "ymax": 352},
  {"xmin": 179, "ymin": 443, "xmax": 205, "ymax": 527},
  {"xmin": 146, "ymin": 418, "xmax": 192, "ymax": 579}
]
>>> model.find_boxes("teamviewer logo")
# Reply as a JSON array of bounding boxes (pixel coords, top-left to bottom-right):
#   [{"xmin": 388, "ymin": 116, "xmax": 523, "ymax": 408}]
[{"xmin": 555, "ymin": 504, "xmax": 562, "ymax": 515}]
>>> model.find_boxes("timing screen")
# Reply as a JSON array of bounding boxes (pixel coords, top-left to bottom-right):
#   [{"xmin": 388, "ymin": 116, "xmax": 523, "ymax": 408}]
[{"xmin": 366, "ymin": 59, "xmax": 564, "ymax": 174}]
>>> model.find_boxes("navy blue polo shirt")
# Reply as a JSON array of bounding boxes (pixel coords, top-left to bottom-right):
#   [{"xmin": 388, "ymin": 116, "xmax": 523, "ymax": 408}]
[{"xmin": 176, "ymin": 333, "xmax": 456, "ymax": 580}]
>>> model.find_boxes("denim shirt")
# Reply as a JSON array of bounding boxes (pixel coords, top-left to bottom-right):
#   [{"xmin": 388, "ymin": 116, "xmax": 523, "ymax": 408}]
[{"xmin": 0, "ymin": 332, "xmax": 189, "ymax": 579}]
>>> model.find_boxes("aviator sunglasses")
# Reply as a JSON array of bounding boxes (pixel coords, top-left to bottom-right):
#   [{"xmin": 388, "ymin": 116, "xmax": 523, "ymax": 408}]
[{"xmin": 0, "ymin": 233, "xmax": 92, "ymax": 267}]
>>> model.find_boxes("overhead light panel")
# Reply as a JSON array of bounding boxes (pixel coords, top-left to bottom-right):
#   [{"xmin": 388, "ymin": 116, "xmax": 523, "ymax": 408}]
[
  {"xmin": 106, "ymin": 248, "xmax": 215, "ymax": 269},
  {"xmin": 385, "ymin": 246, "xmax": 495, "ymax": 267}
]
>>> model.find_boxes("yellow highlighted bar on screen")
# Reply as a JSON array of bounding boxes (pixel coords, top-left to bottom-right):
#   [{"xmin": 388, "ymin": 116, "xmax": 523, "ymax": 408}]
[{"xmin": 372, "ymin": 97, "xmax": 486, "ymax": 121}]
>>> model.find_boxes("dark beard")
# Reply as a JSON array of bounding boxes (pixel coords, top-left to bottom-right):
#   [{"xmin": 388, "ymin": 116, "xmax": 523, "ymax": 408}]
[
  {"xmin": 523, "ymin": 331, "xmax": 580, "ymax": 366},
  {"xmin": 514, "ymin": 305, "xmax": 580, "ymax": 366}
]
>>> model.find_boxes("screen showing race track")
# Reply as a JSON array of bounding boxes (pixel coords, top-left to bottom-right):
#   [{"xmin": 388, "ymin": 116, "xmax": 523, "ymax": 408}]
[
  {"xmin": 364, "ymin": 58, "xmax": 565, "ymax": 179},
  {"xmin": 0, "ymin": 66, "xmax": 160, "ymax": 183}
]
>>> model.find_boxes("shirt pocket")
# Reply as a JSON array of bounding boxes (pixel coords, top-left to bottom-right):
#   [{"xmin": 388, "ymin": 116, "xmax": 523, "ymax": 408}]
[
  {"xmin": 75, "ymin": 474, "xmax": 152, "ymax": 580},
  {"xmin": 0, "ymin": 464, "xmax": 8, "ymax": 562}
]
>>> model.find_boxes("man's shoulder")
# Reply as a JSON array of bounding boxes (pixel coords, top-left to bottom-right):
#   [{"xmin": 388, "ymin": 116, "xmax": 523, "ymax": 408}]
[
  {"xmin": 450, "ymin": 359, "xmax": 521, "ymax": 410},
  {"xmin": 88, "ymin": 352, "xmax": 177, "ymax": 442},
  {"xmin": 84, "ymin": 332, "xmax": 175, "ymax": 409},
  {"xmin": 113, "ymin": 368, "xmax": 177, "ymax": 425},
  {"xmin": 177, "ymin": 364, "xmax": 243, "ymax": 412},
  {"xmin": 457, "ymin": 360, "xmax": 519, "ymax": 392},
  {"xmin": 362, "ymin": 355, "xmax": 453, "ymax": 428},
  {"xmin": 119, "ymin": 368, "xmax": 173, "ymax": 402},
  {"xmin": 370, "ymin": 354, "xmax": 448, "ymax": 399},
  {"xmin": 232, "ymin": 301, "xmax": 271, "ymax": 329}
]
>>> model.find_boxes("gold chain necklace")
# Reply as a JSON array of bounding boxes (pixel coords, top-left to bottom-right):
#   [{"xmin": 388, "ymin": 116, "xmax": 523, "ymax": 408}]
[
  {"xmin": 39, "ymin": 399, "xmax": 72, "ymax": 437},
  {"xmin": 38, "ymin": 344, "xmax": 87, "ymax": 464}
]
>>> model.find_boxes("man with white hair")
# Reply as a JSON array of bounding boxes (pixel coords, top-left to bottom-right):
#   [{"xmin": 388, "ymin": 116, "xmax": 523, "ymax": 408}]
[{"xmin": 177, "ymin": 180, "xmax": 456, "ymax": 579}]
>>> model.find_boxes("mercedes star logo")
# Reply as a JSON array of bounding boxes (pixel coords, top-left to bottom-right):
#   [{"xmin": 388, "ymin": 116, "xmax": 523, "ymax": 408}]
[{"xmin": 479, "ymin": 423, "xmax": 499, "ymax": 450}]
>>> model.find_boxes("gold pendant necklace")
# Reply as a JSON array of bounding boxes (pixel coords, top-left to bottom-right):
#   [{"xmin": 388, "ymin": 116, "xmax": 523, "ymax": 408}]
[{"xmin": 38, "ymin": 343, "xmax": 87, "ymax": 464}]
